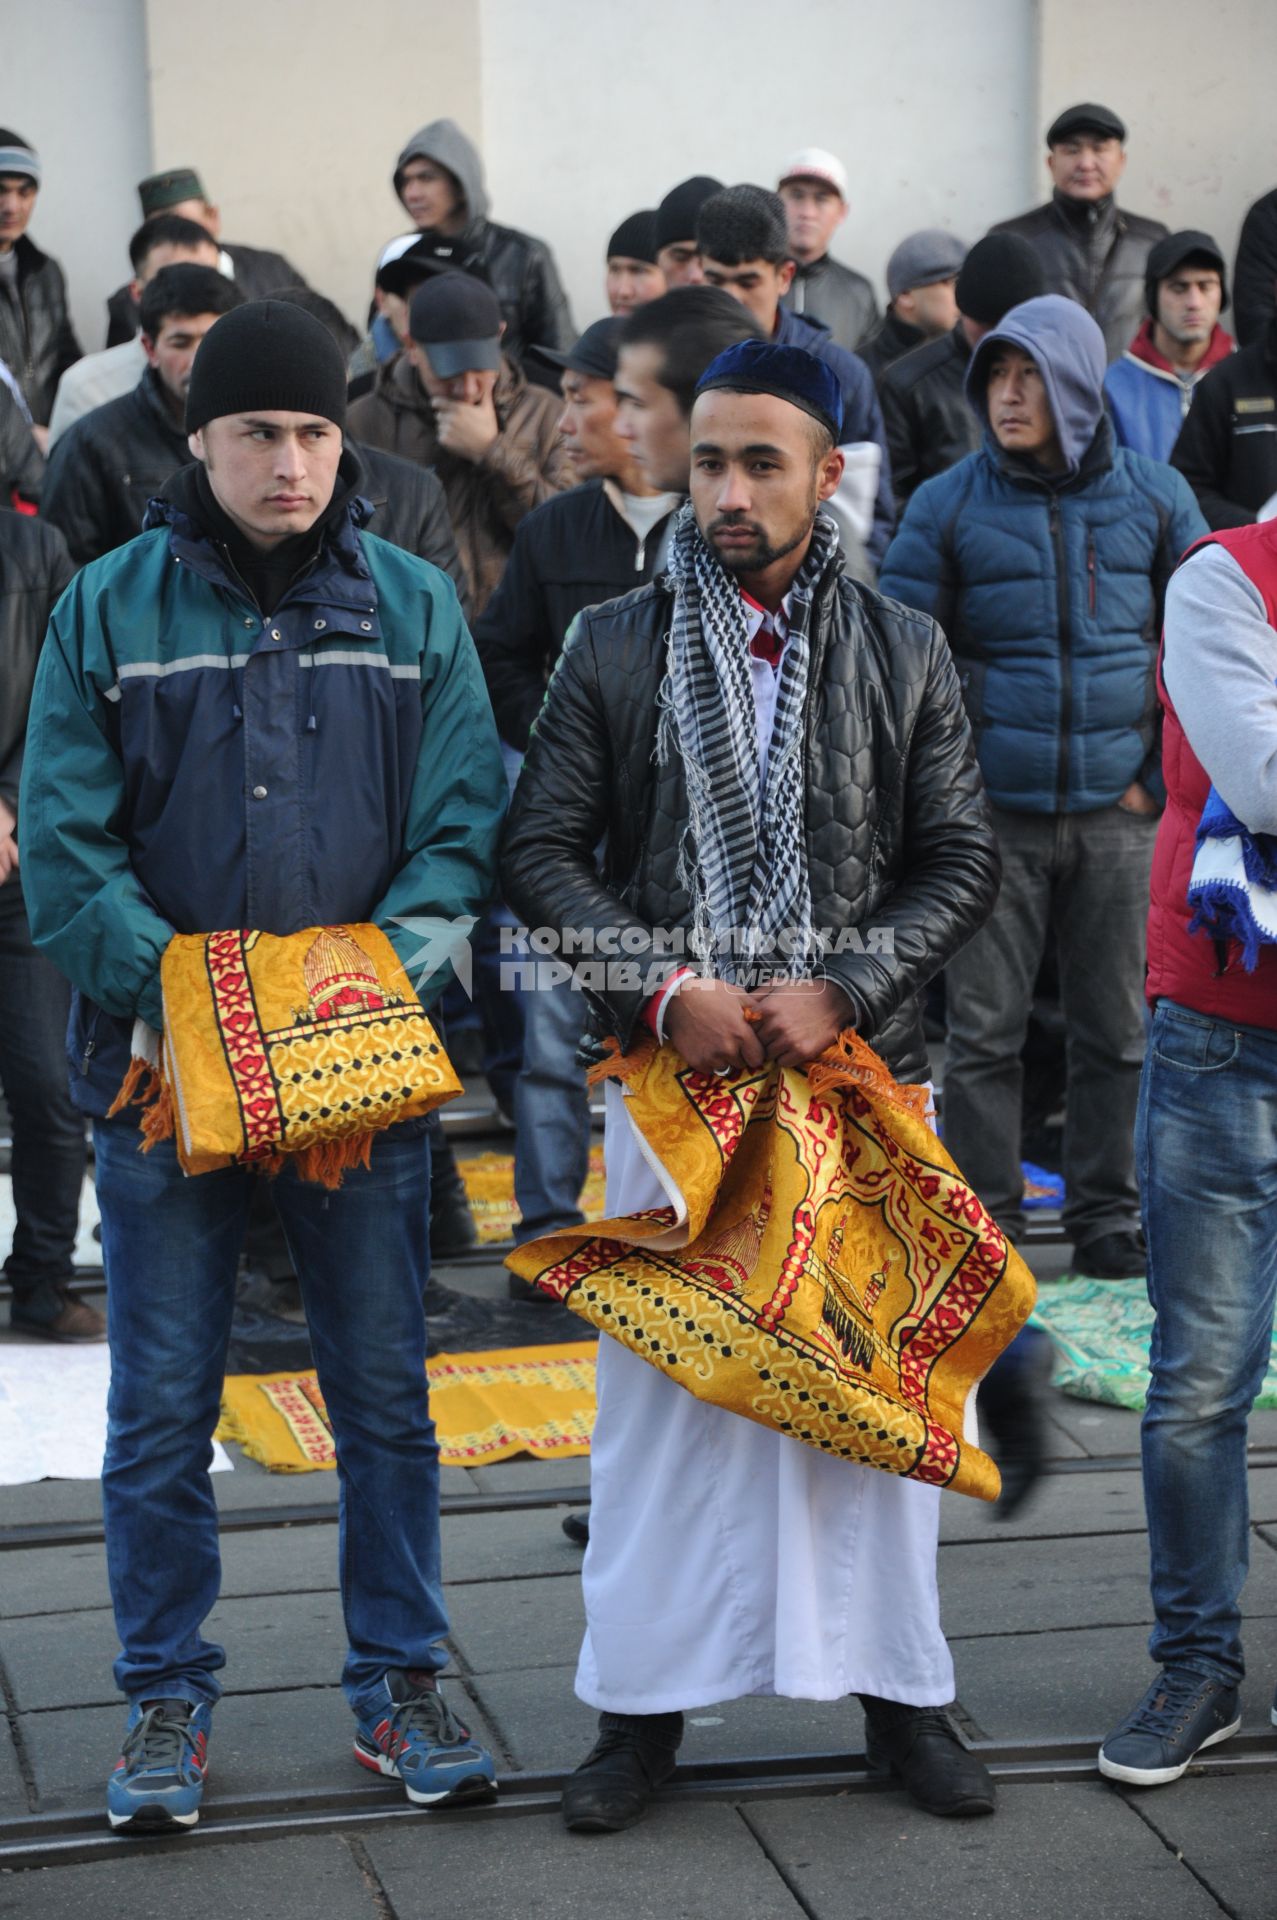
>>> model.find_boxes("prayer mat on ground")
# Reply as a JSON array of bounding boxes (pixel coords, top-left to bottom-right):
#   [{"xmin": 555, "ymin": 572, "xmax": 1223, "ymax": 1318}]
[
  {"xmin": 111, "ymin": 923, "xmax": 459, "ymax": 1185},
  {"xmin": 507, "ymin": 1033, "xmax": 1036, "ymax": 1502},
  {"xmin": 1032, "ymin": 1278, "xmax": 1277, "ymax": 1412},
  {"xmin": 217, "ymin": 1342, "xmax": 597, "ymax": 1471},
  {"xmin": 459, "ymin": 1145, "xmax": 607, "ymax": 1244}
]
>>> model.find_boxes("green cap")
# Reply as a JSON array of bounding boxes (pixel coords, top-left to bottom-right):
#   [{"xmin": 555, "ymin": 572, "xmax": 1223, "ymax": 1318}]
[{"xmin": 138, "ymin": 167, "xmax": 208, "ymax": 218}]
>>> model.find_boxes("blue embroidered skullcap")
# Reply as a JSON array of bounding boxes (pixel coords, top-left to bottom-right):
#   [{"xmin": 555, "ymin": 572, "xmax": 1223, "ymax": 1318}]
[{"xmin": 695, "ymin": 339, "xmax": 843, "ymax": 443}]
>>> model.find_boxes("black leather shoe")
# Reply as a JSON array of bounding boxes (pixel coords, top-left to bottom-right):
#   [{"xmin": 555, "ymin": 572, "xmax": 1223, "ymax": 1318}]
[
  {"xmin": 859, "ymin": 1697, "xmax": 995, "ymax": 1817},
  {"xmin": 561, "ymin": 1511, "xmax": 590, "ymax": 1547},
  {"xmin": 561, "ymin": 1711, "xmax": 683, "ymax": 1833}
]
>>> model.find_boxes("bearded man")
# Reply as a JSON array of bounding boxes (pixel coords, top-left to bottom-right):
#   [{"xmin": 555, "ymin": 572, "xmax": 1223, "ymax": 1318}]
[{"xmin": 501, "ymin": 339, "xmax": 1001, "ymax": 1832}]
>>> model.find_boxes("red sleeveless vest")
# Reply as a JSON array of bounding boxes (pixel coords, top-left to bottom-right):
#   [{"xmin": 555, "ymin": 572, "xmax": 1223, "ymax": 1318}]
[{"xmin": 1146, "ymin": 520, "xmax": 1277, "ymax": 1027}]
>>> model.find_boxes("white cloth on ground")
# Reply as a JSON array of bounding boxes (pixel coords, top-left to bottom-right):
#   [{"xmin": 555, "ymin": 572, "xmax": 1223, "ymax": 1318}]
[{"xmin": 573, "ymin": 1078, "xmax": 955, "ymax": 1715}]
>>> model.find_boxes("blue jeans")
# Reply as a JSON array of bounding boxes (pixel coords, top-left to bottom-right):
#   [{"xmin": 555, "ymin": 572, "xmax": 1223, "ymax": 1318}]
[
  {"xmin": 1138, "ymin": 1000, "xmax": 1277, "ymax": 1683},
  {"xmin": 93, "ymin": 1120, "xmax": 446, "ymax": 1718},
  {"xmin": 513, "ymin": 972, "xmax": 591, "ymax": 1243}
]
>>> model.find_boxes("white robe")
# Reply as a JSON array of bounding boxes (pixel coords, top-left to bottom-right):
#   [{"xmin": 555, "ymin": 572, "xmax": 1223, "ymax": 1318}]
[{"xmin": 574, "ymin": 1080, "xmax": 956, "ymax": 1715}]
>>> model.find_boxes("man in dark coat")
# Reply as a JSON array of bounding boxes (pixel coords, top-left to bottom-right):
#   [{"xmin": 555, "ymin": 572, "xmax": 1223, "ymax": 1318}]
[
  {"xmin": 697, "ymin": 184, "xmax": 895, "ymax": 565},
  {"xmin": 859, "ymin": 230, "xmax": 966, "ymax": 386},
  {"xmin": 992, "ymin": 103, "xmax": 1167, "ymax": 363},
  {"xmin": 474, "ymin": 316, "xmax": 681, "ymax": 1267},
  {"xmin": 0, "ymin": 130, "xmax": 81, "ymax": 429},
  {"xmin": 43, "ymin": 267, "xmax": 245, "ymax": 566},
  {"xmin": 1170, "ymin": 311, "xmax": 1277, "ymax": 529},
  {"xmin": 777, "ymin": 147, "xmax": 879, "ymax": 352},
  {"xmin": 104, "ymin": 167, "xmax": 313, "ymax": 347},
  {"xmin": 879, "ymin": 233, "xmax": 1045, "ymax": 509},
  {"xmin": 392, "ymin": 120, "xmax": 573, "ymax": 379},
  {"xmin": 502, "ymin": 338, "xmax": 1001, "ymax": 1834},
  {"xmin": 0, "ymin": 509, "xmax": 93, "ymax": 1339}
]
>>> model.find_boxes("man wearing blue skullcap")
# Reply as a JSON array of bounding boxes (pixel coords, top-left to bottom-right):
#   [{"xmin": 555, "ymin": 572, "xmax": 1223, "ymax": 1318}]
[{"xmin": 503, "ymin": 338, "xmax": 1002, "ymax": 1831}]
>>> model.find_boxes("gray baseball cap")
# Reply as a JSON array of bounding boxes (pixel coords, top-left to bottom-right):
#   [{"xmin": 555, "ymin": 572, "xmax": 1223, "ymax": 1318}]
[{"xmin": 408, "ymin": 272, "xmax": 503, "ymax": 377}]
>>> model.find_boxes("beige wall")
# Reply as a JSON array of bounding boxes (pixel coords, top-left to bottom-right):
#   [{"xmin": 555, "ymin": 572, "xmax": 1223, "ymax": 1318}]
[
  {"xmin": 1037, "ymin": 0, "xmax": 1277, "ymax": 275},
  {"xmin": 144, "ymin": 0, "xmax": 483, "ymax": 330},
  {"xmin": 478, "ymin": 0, "xmax": 1037, "ymax": 328},
  {"xmin": 15, "ymin": 0, "xmax": 1277, "ymax": 364}
]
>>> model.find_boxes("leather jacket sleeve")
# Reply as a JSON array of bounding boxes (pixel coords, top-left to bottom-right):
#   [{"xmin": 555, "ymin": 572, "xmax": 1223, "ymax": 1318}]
[
  {"xmin": 0, "ymin": 385, "xmax": 42, "ymax": 506},
  {"xmin": 820, "ymin": 613, "xmax": 1000, "ymax": 1034},
  {"xmin": 520, "ymin": 240, "xmax": 576, "ymax": 356},
  {"xmin": 40, "ymin": 425, "xmax": 115, "ymax": 566},
  {"xmin": 500, "ymin": 615, "xmax": 669, "ymax": 1047},
  {"xmin": 471, "ymin": 519, "xmax": 554, "ymax": 750}
]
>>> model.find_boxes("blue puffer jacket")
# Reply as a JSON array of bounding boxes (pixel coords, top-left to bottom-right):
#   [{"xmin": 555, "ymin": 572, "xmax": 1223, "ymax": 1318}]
[{"xmin": 879, "ymin": 296, "xmax": 1206, "ymax": 814}]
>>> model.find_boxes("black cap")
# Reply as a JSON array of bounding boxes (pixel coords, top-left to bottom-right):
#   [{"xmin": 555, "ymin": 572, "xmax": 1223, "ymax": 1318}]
[
  {"xmin": 655, "ymin": 176, "xmax": 724, "ymax": 252},
  {"xmin": 956, "ymin": 232, "xmax": 1047, "ymax": 324},
  {"xmin": 185, "ymin": 299, "xmax": 347, "ymax": 435},
  {"xmin": 375, "ymin": 235, "xmax": 456, "ymax": 297},
  {"xmin": 1144, "ymin": 229, "xmax": 1229, "ymax": 315},
  {"xmin": 1046, "ymin": 102, "xmax": 1126, "ymax": 146},
  {"xmin": 407, "ymin": 271, "xmax": 503, "ymax": 377},
  {"xmin": 528, "ymin": 316, "xmax": 625, "ymax": 383},
  {"xmin": 607, "ymin": 211, "xmax": 659, "ymax": 266}
]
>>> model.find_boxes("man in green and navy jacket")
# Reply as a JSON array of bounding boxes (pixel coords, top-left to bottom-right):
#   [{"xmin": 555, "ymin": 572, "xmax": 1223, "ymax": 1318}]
[{"xmin": 19, "ymin": 301, "xmax": 505, "ymax": 1833}]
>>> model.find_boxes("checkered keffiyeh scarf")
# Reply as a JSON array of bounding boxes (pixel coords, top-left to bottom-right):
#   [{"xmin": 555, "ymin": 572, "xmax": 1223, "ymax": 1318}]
[{"xmin": 657, "ymin": 504, "xmax": 838, "ymax": 984}]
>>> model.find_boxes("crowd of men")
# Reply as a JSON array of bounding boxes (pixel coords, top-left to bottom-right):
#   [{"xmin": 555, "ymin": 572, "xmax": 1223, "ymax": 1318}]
[{"xmin": 2, "ymin": 98, "xmax": 1276, "ymax": 1836}]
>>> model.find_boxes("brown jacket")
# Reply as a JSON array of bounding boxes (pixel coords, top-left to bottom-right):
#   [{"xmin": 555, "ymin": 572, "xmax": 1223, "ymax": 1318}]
[{"xmin": 348, "ymin": 354, "xmax": 572, "ymax": 614}]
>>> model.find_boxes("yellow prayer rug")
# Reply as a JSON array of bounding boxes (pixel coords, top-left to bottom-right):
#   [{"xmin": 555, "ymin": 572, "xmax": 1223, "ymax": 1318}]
[
  {"xmin": 459, "ymin": 1145, "xmax": 607, "ymax": 1243},
  {"xmin": 507, "ymin": 1034, "xmax": 1036, "ymax": 1502},
  {"xmin": 115, "ymin": 923, "xmax": 460, "ymax": 1184},
  {"xmin": 217, "ymin": 1342, "xmax": 597, "ymax": 1471}
]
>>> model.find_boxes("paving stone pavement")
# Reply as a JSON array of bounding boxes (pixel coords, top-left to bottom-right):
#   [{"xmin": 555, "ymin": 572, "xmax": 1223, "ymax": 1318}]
[{"xmin": 2, "ymin": 1245, "xmax": 1276, "ymax": 1917}]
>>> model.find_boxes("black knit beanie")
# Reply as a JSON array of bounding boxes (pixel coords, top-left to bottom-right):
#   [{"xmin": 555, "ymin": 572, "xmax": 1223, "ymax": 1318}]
[
  {"xmin": 955, "ymin": 233, "xmax": 1047, "ymax": 326},
  {"xmin": 185, "ymin": 299, "xmax": 348, "ymax": 435}
]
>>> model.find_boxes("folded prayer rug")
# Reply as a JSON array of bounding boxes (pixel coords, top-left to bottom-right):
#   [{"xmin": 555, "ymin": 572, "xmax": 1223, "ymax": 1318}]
[
  {"xmin": 218, "ymin": 1343, "xmax": 597, "ymax": 1471},
  {"xmin": 507, "ymin": 1032, "xmax": 1036, "ymax": 1502},
  {"xmin": 112, "ymin": 923, "xmax": 459, "ymax": 1185}
]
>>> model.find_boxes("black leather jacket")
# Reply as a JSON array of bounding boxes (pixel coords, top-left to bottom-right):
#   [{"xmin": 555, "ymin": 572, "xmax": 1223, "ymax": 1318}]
[
  {"xmin": 0, "ymin": 509, "xmax": 73, "ymax": 814},
  {"xmin": 878, "ymin": 325, "xmax": 979, "ymax": 508},
  {"xmin": 783, "ymin": 254, "xmax": 880, "ymax": 355},
  {"xmin": 42, "ymin": 367, "xmax": 189, "ymax": 564},
  {"xmin": 991, "ymin": 193, "xmax": 1168, "ymax": 363},
  {"xmin": 501, "ymin": 549, "xmax": 999, "ymax": 1083},
  {"xmin": 0, "ymin": 235, "xmax": 82, "ymax": 425}
]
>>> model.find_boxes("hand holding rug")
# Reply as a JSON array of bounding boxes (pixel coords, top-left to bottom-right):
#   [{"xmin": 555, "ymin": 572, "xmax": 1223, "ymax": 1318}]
[
  {"xmin": 507, "ymin": 1030, "xmax": 1035, "ymax": 1501},
  {"xmin": 108, "ymin": 922, "xmax": 460, "ymax": 1186}
]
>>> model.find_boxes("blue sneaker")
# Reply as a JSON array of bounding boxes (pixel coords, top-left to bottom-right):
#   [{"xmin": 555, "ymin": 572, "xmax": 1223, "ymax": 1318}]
[
  {"xmin": 354, "ymin": 1669, "xmax": 496, "ymax": 1806},
  {"xmin": 107, "ymin": 1698, "xmax": 211, "ymax": 1831},
  {"xmin": 1099, "ymin": 1669, "xmax": 1240, "ymax": 1786}
]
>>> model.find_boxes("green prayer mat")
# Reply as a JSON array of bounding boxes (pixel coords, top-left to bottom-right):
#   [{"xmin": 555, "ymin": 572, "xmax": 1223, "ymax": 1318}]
[{"xmin": 1031, "ymin": 1277, "xmax": 1277, "ymax": 1412}]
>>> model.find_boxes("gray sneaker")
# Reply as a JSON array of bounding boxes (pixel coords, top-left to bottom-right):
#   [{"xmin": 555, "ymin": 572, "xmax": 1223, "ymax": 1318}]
[{"xmin": 1099, "ymin": 1669, "xmax": 1240, "ymax": 1787}]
